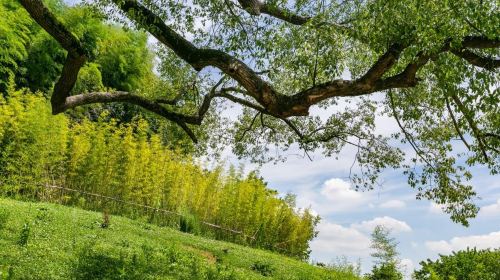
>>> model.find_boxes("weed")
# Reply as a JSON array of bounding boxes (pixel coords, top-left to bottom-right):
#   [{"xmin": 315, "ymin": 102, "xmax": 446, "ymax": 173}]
[
  {"xmin": 17, "ymin": 222, "xmax": 30, "ymax": 246},
  {"xmin": 251, "ymin": 261, "xmax": 274, "ymax": 276},
  {"xmin": 101, "ymin": 209, "xmax": 110, "ymax": 228}
]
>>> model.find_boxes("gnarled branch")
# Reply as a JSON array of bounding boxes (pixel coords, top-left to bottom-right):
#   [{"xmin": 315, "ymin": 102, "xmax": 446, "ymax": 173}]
[{"xmin": 19, "ymin": 0, "xmax": 500, "ymax": 143}]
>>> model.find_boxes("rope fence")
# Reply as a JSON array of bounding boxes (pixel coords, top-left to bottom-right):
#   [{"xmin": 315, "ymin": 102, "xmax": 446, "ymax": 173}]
[{"xmin": 34, "ymin": 183, "xmax": 256, "ymax": 240}]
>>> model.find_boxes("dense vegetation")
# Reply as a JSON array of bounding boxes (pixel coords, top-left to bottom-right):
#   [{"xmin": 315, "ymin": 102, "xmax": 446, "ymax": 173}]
[
  {"xmin": 1, "ymin": 0, "xmax": 499, "ymax": 278},
  {"xmin": 0, "ymin": 0, "xmax": 202, "ymax": 147},
  {"xmin": 413, "ymin": 248, "xmax": 500, "ymax": 280},
  {"xmin": 0, "ymin": 88, "xmax": 318, "ymax": 259},
  {"xmin": 11, "ymin": 0, "xmax": 500, "ymax": 226},
  {"xmin": 0, "ymin": 0, "xmax": 320, "ymax": 259},
  {"xmin": 0, "ymin": 198, "xmax": 360, "ymax": 280},
  {"xmin": 0, "ymin": 0, "xmax": 153, "ymax": 94}
]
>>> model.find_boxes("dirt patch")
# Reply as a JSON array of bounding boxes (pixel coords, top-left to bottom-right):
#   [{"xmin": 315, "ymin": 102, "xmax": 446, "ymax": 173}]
[{"xmin": 182, "ymin": 245, "xmax": 217, "ymax": 264}]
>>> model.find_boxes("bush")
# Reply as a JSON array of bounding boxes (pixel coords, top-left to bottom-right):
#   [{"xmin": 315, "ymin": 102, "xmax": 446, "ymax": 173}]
[
  {"xmin": 17, "ymin": 223, "xmax": 30, "ymax": 246},
  {"xmin": 250, "ymin": 261, "xmax": 274, "ymax": 276},
  {"xmin": 366, "ymin": 263, "xmax": 402, "ymax": 280},
  {"xmin": 179, "ymin": 208, "xmax": 201, "ymax": 235},
  {"xmin": 413, "ymin": 248, "xmax": 500, "ymax": 280},
  {"xmin": 71, "ymin": 63, "xmax": 104, "ymax": 94}
]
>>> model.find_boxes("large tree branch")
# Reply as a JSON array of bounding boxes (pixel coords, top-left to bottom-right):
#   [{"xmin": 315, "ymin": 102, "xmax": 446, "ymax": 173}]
[
  {"xmin": 19, "ymin": 0, "xmax": 87, "ymax": 114},
  {"xmin": 237, "ymin": 0, "xmax": 308, "ymax": 25},
  {"xmin": 462, "ymin": 36, "xmax": 500, "ymax": 49},
  {"xmin": 62, "ymin": 92, "xmax": 197, "ymax": 123},
  {"xmin": 113, "ymin": 0, "xmax": 279, "ymax": 108},
  {"xmin": 51, "ymin": 54, "xmax": 86, "ymax": 113},
  {"xmin": 18, "ymin": 0, "xmax": 86, "ymax": 57},
  {"xmin": 18, "ymin": 0, "xmax": 500, "ymax": 143},
  {"xmin": 451, "ymin": 49, "xmax": 500, "ymax": 70},
  {"xmin": 449, "ymin": 93, "xmax": 489, "ymax": 161}
]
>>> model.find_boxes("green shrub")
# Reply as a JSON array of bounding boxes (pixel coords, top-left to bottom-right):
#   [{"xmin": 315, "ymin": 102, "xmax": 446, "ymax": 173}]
[
  {"xmin": 179, "ymin": 208, "xmax": 201, "ymax": 235},
  {"xmin": 0, "ymin": 266, "xmax": 13, "ymax": 280},
  {"xmin": 17, "ymin": 223, "xmax": 30, "ymax": 246},
  {"xmin": 413, "ymin": 248, "xmax": 500, "ymax": 280},
  {"xmin": 366, "ymin": 263, "xmax": 402, "ymax": 280},
  {"xmin": 251, "ymin": 261, "xmax": 274, "ymax": 276},
  {"xmin": 71, "ymin": 63, "xmax": 104, "ymax": 94}
]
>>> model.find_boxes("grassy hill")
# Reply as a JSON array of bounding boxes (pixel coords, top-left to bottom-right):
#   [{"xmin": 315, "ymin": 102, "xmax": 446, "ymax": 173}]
[{"xmin": 0, "ymin": 198, "xmax": 361, "ymax": 280}]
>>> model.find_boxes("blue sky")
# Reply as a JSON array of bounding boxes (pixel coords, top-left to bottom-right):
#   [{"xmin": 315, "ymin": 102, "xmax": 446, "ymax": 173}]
[
  {"xmin": 214, "ymin": 89, "xmax": 500, "ymax": 277},
  {"xmin": 250, "ymin": 124, "xmax": 500, "ymax": 277}
]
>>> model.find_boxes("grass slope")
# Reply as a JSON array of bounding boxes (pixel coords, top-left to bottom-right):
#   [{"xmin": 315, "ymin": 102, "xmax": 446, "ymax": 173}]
[{"xmin": 0, "ymin": 198, "xmax": 361, "ymax": 280}]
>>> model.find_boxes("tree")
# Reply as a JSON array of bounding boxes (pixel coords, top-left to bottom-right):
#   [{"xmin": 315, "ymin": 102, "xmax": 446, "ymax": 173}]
[
  {"xmin": 413, "ymin": 248, "xmax": 500, "ymax": 280},
  {"xmin": 366, "ymin": 225, "xmax": 403, "ymax": 280},
  {"xmin": 15, "ymin": 0, "xmax": 500, "ymax": 225},
  {"xmin": 0, "ymin": 0, "xmax": 35, "ymax": 92},
  {"xmin": 370, "ymin": 225, "xmax": 399, "ymax": 266}
]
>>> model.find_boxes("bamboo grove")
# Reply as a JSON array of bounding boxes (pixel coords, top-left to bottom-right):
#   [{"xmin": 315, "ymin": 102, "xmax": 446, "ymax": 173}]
[{"xmin": 0, "ymin": 87, "xmax": 319, "ymax": 260}]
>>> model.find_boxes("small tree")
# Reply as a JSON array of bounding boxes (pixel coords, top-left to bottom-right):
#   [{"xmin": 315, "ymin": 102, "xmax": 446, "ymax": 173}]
[{"xmin": 366, "ymin": 225, "xmax": 403, "ymax": 280}]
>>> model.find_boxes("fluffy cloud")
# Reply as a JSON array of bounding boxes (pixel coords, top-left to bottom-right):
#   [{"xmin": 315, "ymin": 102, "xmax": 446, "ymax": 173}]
[
  {"xmin": 322, "ymin": 178, "xmax": 363, "ymax": 200},
  {"xmin": 352, "ymin": 216, "xmax": 412, "ymax": 233},
  {"xmin": 479, "ymin": 199, "xmax": 500, "ymax": 217},
  {"xmin": 425, "ymin": 231, "xmax": 500, "ymax": 254},
  {"xmin": 319, "ymin": 178, "xmax": 369, "ymax": 211},
  {"xmin": 400, "ymin": 258, "xmax": 415, "ymax": 279},
  {"xmin": 310, "ymin": 216, "xmax": 413, "ymax": 261},
  {"xmin": 310, "ymin": 222, "xmax": 371, "ymax": 257},
  {"xmin": 380, "ymin": 200, "xmax": 406, "ymax": 209}
]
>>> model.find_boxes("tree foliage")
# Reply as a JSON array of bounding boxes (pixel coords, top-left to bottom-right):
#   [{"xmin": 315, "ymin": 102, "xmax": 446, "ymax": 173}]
[
  {"xmin": 413, "ymin": 248, "xmax": 500, "ymax": 280},
  {"xmin": 0, "ymin": 87, "xmax": 318, "ymax": 259},
  {"xmin": 8, "ymin": 0, "xmax": 500, "ymax": 225},
  {"xmin": 0, "ymin": 0, "xmax": 154, "ymax": 94},
  {"xmin": 366, "ymin": 225, "xmax": 403, "ymax": 280},
  {"xmin": 0, "ymin": 0, "xmax": 34, "ymax": 92}
]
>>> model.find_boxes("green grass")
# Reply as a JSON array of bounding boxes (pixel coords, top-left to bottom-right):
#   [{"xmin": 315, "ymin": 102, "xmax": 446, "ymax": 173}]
[{"xmin": 0, "ymin": 198, "xmax": 361, "ymax": 280}]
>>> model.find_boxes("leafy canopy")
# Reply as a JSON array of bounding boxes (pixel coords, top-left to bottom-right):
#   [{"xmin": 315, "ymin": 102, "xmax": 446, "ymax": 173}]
[
  {"xmin": 413, "ymin": 248, "xmax": 500, "ymax": 280},
  {"xmin": 14, "ymin": 0, "xmax": 500, "ymax": 225}
]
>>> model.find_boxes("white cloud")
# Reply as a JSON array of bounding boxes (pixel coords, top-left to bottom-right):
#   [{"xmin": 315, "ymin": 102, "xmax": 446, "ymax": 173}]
[
  {"xmin": 425, "ymin": 231, "xmax": 500, "ymax": 255},
  {"xmin": 479, "ymin": 199, "xmax": 500, "ymax": 217},
  {"xmin": 352, "ymin": 216, "xmax": 412, "ymax": 233},
  {"xmin": 425, "ymin": 240, "xmax": 453, "ymax": 254},
  {"xmin": 322, "ymin": 178, "xmax": 363, "ymax": 201},
  {"xmin": 310, "ymin": 217, "xmax": 412, "ymax": 264},
  {"xmin": 400, "ymin": 258, "xmax": 415, "ymax": 279},
  {"xmin": 310, "ymin": 222, "xmax": 371, "ymax": 257},
  {"xmin": 317, "ymin": 178, "xmax": 369, "ymax": 212},
  {"xmin": 380, "ymin": 200, "xmax": 406, "ymax": 209}
]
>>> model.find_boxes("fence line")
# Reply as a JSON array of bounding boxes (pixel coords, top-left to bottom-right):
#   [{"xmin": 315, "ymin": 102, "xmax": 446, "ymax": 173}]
[{"xmin": 35, "ymin": 183, "xmax": 255, "ymax": 239}]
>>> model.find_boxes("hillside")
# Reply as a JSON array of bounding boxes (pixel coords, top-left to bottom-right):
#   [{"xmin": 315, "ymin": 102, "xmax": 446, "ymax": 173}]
[{"xmin": 0, "ymin": 198, "xmax": 361, "ymax": 280}]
